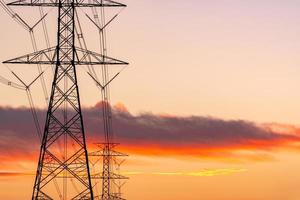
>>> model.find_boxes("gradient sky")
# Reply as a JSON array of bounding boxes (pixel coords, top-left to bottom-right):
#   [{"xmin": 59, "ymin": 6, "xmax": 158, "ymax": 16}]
[{"xmin": 1, "ymin": 0, "xmax": 300, "ymax": 199}]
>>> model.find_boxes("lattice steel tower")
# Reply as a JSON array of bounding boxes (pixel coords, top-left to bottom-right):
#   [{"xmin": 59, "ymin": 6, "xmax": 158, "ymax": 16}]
[{"xmin": 2, "ymin": 0, "xmax": 128, "ymax": 199}]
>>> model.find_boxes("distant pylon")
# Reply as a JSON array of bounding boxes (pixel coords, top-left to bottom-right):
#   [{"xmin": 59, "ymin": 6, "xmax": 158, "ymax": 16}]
[
  {"xmin": 86, "ymin": 2, "xmax": 129, "ymax": 197},
  {"xmin": 2, "ymin": 0, "xmax": 128, "ymax": 199},
  {"xmin": 89, "ymin": 143, "xmax": 128, "ymax": 200}
]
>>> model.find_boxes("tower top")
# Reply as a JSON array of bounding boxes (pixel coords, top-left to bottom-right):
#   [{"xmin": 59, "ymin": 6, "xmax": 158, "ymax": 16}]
[{"xmin": 7, "ymin": 0, "xmax": 126, "ymax": 7}]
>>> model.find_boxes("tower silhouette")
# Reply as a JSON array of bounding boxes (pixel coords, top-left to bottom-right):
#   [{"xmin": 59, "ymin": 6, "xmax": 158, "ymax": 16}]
[{"xmin": 3, "ymin": 0, "xmax": 127, "ymax": 199}]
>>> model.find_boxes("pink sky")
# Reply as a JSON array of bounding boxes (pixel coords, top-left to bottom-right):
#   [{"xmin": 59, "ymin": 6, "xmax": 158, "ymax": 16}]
[{"xmin": 1, "ymin": 0, "xmax": 300, "ymax": 199}]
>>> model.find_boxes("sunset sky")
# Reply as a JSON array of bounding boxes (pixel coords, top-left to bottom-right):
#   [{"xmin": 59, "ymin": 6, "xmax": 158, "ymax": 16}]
[{"xmin": 1, "ymin": 0, "xmax": 300, "ymax": 199}]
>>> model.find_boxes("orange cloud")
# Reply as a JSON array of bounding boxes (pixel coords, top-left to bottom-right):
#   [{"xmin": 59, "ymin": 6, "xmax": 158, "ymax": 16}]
[
  {"xmin": 121, "ymin": 168, "xmax": 247, "ymax": 177},
  {"xmin": 0, "ymin": 103, "xmax": 300, "ymax": 170}
]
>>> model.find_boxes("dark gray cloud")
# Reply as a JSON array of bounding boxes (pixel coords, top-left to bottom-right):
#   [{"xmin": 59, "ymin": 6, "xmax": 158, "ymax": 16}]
[{"xmin": 0, "ymin": 104, "xmax": 299, "ymax": 160}]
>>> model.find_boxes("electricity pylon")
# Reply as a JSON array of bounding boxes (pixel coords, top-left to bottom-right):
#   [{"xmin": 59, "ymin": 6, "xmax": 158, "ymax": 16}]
[{"xmin": 2, "ymin": 0, "xmax": 127, "ymax": 199}]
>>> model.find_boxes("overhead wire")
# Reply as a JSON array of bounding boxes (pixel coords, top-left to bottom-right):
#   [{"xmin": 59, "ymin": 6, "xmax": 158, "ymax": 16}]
[
  {"xmin": 39, "ymin": 7, "xmax": 52, "ymax": 58},
  {"xmin": 77, "ymin": 7, "xmax": 127, "ymax": 92},
  {"xmin": 36, "ymin": 7, "xmax": 63, "ymax": 199},
  {"xmin": 0, "ymin": 74, "xmax": 26, "ymax": 90},
  {"xmin": 1, "ymin": 0, "xmax": 53, "ymax": 105},
  {"xmin": 0, "ymin": 1, "xmax": 63, "ymax": 197},
  {"xmin": 75, "ymin": 9, "xmax": 100, "ymax": 83},
  {"xmin": 30, "ymin": 30, "xmax": 50, "ymax": 105},
  {"xmin": 3, "ymin": 64, "xmax": 49, "ymax": 141},
  {"xmin": 74, "ymin": 9, "xmax": 104, "ymax": 197},
  {"xmin": 0, "ymin": 0, "xmax": 30, "ymax": 31},
  {"xmin": 89, "ymin": 4, "xmax": 129, "ymax": 198},
  {"xmin": 91, "ymin": 5, "xmax": 112, "ymax": 198}
]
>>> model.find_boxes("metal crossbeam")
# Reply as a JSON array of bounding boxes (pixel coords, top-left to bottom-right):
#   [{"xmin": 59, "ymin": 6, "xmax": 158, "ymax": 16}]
[
  {"xmin": 91, "ymin": 172, "xmax": 128, "ymax": 180},
  {"xmin": 7, "ymin": 0, "xmax": 126, "ymax": 7},
  {"xmin": 3, "ymin": 47, "xmax": 129, "ymax": 65}
]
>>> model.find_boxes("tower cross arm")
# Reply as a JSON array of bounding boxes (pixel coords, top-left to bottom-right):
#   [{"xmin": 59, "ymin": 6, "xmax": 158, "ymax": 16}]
[
  {"xmin": 7, "ymin": 0, "xmax": 127, "ymax": 7},
  {"xmin": 3, "ymin": 47, "xmax": 129, "ymax": 65}
]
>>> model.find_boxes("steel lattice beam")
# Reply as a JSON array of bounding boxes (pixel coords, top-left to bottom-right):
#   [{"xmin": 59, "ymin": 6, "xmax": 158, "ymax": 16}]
[
  {"xmin": 3, "ymin": 47, "xmax": 129, "ymax": 65},
  {"xmin": 7, "ymin": 0, "xmax": 126, "ymax": 7}
]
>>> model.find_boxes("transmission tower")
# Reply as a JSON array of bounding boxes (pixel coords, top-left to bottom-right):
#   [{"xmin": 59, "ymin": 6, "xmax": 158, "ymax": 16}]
[
  {"xmin": 2, "ymin": 0, "xmax": 128, "ymax": 199},
  {"xmin": 86, "ymin": 3, "xmax": 129, "ymax": 199}
]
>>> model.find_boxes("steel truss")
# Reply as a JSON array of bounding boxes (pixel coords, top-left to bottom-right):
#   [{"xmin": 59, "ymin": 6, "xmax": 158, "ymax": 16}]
[{"xmin": 3, "ymin": 0, "xmax": 127, "ymax": 199}]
